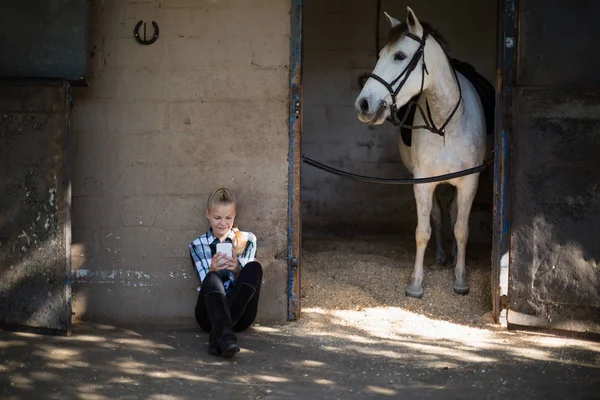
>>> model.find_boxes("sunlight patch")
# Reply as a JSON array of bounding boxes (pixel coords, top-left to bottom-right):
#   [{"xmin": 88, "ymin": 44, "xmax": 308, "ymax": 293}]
[
  {"xmin": 30, "ymin": 371, "xmax": 60, "ymax": 381},
  {"xmin": 107, "ymin": 376, "xmax": 136, "ymax": 384},
  {"xmin": 252, "ymin": 326, "xmax": 281, "ymax": 333},
  {"xmin": 301, "ymin": 360, "xmax": 327, "ymax": 367},
  {"xmin": 365, "ymin": 385, "xmax": 398, "ymax": 396},
  {"xmin": 314, "ymin": 378, "xmax": 336, "ymax": 385},
  {"xmin": 253, "ymin": 374, "xmax": 290, "ymax": 383},
  {"xmin": 0, "ymin": 340, "xmax": 27, "ymax": 348},
  {"xmin": 67, "ymin": 335, "xmax": 105, "ymax": 343},
  {"xmin": 13, "ymin": 332, "xmax": 39, "ymax": 338},
  {"xmin": 36, "ymin": 345, "xmax": 80, "ymax": 360},
  {"xmin": 116, "ymin": 338, "xmax": 174, "ymax": 350}
]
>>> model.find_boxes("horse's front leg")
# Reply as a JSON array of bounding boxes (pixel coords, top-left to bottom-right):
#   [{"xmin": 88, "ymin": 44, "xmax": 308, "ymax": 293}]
[
  {"xmin": 406, "ymin": 183, "xmax": 436, "ymax": 298},
  {"xmin": 452, "ymin": 176, "xmax": 478, "ymax": 295}
]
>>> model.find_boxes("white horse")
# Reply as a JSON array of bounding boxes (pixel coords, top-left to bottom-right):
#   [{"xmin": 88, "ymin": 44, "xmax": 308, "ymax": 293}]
[{"xmin": 354, "ymin": 7, "xmax": 486, "ymax": 298}]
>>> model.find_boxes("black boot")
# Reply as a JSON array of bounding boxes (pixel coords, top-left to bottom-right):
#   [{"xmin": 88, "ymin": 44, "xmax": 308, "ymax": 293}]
[
  {"xmin": 204, "ymin": 291, "xmax": 240, "ymax": 358},
  {"xmin": 229, "ymin": 282, "xmax": 257, "ymax": 327}
]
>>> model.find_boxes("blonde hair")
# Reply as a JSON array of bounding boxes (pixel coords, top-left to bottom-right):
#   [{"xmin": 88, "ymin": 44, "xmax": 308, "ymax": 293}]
[{"xmin": 206, "ymin": 188, "xmax": 248, "ymax": 257}]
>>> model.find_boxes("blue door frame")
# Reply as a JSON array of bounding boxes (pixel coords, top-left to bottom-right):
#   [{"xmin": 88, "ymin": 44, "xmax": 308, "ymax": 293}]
[
  {"xmin": 287, "ymin": 0, "xmax": 303, "ymax": 320},
  {"xmin": 288, "ymin": 0, "xmax": 511, "ymax": 322},
  {"xmin": 492, "ymin": 0, "xmax": 517, "ymax": 323}
]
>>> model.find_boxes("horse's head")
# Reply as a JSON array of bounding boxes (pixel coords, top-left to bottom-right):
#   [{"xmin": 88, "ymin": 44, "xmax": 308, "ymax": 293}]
[{"xmin": 355, "ymin": 7, "xmax": 429, "ymax": 125}]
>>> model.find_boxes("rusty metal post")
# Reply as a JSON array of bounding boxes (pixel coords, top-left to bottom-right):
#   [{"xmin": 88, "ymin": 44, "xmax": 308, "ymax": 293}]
[
  {"xmin": 287, "ymin": 0, "xmax": 303, "ymax": 320},
  {"xmin": 492, "ymin": 0, "xmax": 518, "ymax": 324}
]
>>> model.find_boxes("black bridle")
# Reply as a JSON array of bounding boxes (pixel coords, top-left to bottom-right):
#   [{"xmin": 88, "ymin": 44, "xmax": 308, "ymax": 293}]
[{"xmin": 367, "ymin": 31, "xmax": 462, "ymax": 136}]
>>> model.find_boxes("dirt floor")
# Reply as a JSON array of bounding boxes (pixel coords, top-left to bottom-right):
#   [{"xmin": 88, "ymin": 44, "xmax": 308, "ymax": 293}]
[
  {"xmin": 1, "ymin": 236, "xmax": 599, "ymax": 400},
  {"xmin": 301, "ymin": 235, "xmax": 493, "ymax": 326}
]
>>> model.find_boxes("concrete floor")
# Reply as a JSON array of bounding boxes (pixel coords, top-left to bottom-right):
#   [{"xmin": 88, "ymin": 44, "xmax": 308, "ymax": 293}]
[{"xmin": 1, "ymin": 317, "xmax": 599, "ymax": 400}]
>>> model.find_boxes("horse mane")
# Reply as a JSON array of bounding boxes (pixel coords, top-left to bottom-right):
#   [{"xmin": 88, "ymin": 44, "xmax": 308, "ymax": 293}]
[{"xmin": 388, "ymin": 21, "xmax": 449, "ymax": 53}]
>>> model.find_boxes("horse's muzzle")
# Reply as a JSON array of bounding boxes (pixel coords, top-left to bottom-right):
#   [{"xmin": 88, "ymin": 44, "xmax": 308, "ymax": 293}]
[{"xmin": 357, "ymin": 102, "xmax": 389, "ymax": 125}]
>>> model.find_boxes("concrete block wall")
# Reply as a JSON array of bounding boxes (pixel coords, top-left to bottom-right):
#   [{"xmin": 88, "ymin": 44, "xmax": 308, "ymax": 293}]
[
  {"xmin": 71, "ymin": 0, "xmax": 291, "ymax": 324},
  {"xmin": 302, "ymin": 0, "xmax": 497, "ymax": 242}
]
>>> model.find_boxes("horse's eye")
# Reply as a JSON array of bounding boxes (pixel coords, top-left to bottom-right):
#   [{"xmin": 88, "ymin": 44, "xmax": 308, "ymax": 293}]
[{"xmin": 394, "ymin": 52, "xmax": 407, "ymax": 61}]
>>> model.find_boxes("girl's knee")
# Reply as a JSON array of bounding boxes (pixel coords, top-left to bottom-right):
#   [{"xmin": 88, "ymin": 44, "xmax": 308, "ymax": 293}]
[
  {"xmin": 242, "ymin": 261, "xmax": 263, "ymax": 278},
  {"xmin": 202, "ymin": 271, "xmax": 226, "ymax": 293}
]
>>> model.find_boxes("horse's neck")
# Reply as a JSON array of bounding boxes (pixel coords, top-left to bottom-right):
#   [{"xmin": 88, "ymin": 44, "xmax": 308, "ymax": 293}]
[{"xmin": 421, "ymin": 43, "xmax": 462, "ymax": 130}]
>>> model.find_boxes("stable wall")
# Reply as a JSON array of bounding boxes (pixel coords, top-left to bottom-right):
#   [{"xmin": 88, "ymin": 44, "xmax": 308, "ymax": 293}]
[
  {"xmin": 70, "ymin": 0, "xmax": 291, "ymax": 324},
  {"xmin": 302, "ymin": 0, "xmax": 497, "ymax": 242}
]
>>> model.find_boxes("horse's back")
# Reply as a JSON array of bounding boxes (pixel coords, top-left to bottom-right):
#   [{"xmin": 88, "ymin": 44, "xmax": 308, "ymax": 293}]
[
  {"xmin": 450, "ymin": 59, "xmax": 495, "ymax": 135},
  {"xmin": 456, "ymin": 72, "xmax": 487, "ymax": 146}
]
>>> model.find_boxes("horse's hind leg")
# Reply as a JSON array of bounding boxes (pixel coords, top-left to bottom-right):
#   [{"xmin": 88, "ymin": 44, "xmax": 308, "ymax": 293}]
[
  {"xmin": 406, "ymin": 183, "xmax": 436, "ymax": 298},
  {"xmin": 452, "ymin": 177, "xmax": 478, "ymax": 295},
  {"xmin": 431, "ymin": 190, "xmax": 447, "ymax": 267},
  {"xmin": 449, "ymin": 188, "xmax": 458, "ymax": 266}
]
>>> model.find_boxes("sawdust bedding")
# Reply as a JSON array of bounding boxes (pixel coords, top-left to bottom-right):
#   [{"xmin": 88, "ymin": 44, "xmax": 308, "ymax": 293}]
[{"xmin": 299, "ymin": 235, "xmax": 493, "ymax": 328}]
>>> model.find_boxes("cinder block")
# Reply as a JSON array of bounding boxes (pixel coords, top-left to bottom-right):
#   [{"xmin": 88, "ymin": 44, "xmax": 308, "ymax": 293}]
[
  {"xmin": 146, "ymin": 132, "xmax": 204, "ymax": 167},
  {"xmin": 71, "ymin": 152, "xmax": 136, "ymax": 198},
  {"xmin": 255, "ymin": 259, "xmax": 288, "ymax": 323},
  {"xmin": 164, "ymin": 100, "xmax": 288, "ymax": 135},
  {"xmin": 210, "ymin": 65, "xmax": 289, "ymax": 102},
  {"xmin": 72, "ymin": 196, "xmax": 123, "ymax": 229},
  {"xmin": 92, "ymin": 4, "xmax": 124, "ymax": 40},
  {"xmin": 156, "ymin": 0, "xmax": 283, "ymax": 9},
  {"xmin": 104, "ymin": 36, "xmax": 255, "ymax": 70},
  {"xmin": 147, "ymin": 130, "xmax": 287, "ymax": 168},
  {"xmin": 164, "ymin": 164, "xmax": 287, "ymax": 197},
  {"xmin": 71, "ymin": 98, "xmax": 107, "ymax": 132},
  {"xmin": 250, "ymin": 34, "xmax": 290, "ymax": 68},
  {"xmin": 86, "ymin": 69, "xmax": 121, "ymax": 99},
  {"xmin": 71, "ymin": 227, "xmax": 106, "ymax": 267},
  {"xmin": 75, "ymin": 130, "xmax": 149, "ymax": 172},
  {"xmin": 116, "ymin": 69, "xmax": 214, "ymax": 101},
  {"xmin": 119, "ymin": 5, "xmax": 210, "ymax": 39},
  {"xmin": 105, "ymin": 100, "xmax": 166, "ymax": 133},
  {"xmin": 96, "ymin": 226, "xmax": 198, "ymax": 258},
  {"xmin": 206, "ymin": 2, "xmax": 290, "ymax": 38},
  {"xmin": 121, "ymin": 195, "xmax": 204, "ymax": 228},
  {"xmin": 72, "ymin": 253, "xmax": 198, "ymax": 323},
  {"xmin": 134, "ymin": 165, "xmax": 168, "ymax": 196}
]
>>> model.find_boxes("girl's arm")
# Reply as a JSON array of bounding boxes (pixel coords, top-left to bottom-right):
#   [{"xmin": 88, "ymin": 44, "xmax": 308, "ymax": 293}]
[{"xmin": 190, "ymin": 242, "xmax": 210, "ymax": 284}]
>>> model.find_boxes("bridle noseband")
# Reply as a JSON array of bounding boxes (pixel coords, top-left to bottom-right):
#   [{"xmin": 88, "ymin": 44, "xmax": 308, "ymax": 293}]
[{"xmin": 367, "ymin": 31, "xmax": 462, "ymax": 136}]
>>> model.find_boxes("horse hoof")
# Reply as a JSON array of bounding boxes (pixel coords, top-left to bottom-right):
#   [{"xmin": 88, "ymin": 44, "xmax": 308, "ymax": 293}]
[
  {"xmin": 453, "ymin": 283, "xmax": 470, "ymax": 295},
  {"xmin": 405, "ymin": 284, "xmax": 424, "ymax": 299},
  {"xmin": 436, "ymin": 253, "xmax": 448, "ymax": 267}
]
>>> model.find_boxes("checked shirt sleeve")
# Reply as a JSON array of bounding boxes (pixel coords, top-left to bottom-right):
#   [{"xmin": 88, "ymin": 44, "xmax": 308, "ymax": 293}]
[{"xmin": 189, "ymin": 237, "xmax": 211, "ymax": 284}]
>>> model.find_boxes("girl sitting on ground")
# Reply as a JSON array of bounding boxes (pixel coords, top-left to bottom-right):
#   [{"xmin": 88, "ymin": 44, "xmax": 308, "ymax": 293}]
[{"xmin": 189, "ymin": 187, "xmax": 263, "ymax": 358}]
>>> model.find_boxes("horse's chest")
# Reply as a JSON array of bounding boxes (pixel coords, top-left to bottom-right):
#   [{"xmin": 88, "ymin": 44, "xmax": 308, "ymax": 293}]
[{"xmin": 412, "ymin": 134, "xmax": 474, "ymax": 172}]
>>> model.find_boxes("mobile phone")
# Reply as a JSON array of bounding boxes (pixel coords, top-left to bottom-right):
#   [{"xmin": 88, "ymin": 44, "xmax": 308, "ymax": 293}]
[{"xmin": 216, "ymin": 242, "xmax": 233, "ymax": 258}]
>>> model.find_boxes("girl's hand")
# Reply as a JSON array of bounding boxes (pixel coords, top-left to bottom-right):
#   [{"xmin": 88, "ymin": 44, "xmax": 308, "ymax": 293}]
[
  {"xmin": 223, "ymin": 259, "xmax": 242, "ymax": 278},
  {"xmin": 210, "ymin": 252, "xmax": 233, "ymax": 272}
]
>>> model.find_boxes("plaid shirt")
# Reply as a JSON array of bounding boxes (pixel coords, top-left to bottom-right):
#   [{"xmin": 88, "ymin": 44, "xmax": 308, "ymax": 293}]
[{"xmin": 189, "ymin": 229, "xmax": 257, "ymax": 294}]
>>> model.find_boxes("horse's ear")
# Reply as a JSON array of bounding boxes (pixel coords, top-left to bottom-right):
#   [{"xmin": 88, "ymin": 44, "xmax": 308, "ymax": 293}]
[
  {"xmin": 406, "ymin": 7, "xmax": 424, "ymax": 37},
  {"xmin": 384, "ymin": 11, "xmax": 401, "ymax": 29}
]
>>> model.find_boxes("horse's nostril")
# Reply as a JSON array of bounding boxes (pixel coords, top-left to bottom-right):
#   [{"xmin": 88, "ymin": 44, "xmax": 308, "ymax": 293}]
[{"xmin": 359, "ymin": 98, "xmax": 369, "ymax": 113}]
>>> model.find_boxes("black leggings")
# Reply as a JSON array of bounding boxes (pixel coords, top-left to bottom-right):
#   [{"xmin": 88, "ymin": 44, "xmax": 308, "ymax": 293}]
[{"xmin": 195, "ymin": 261, "xmax": 263, "ymax": 333}]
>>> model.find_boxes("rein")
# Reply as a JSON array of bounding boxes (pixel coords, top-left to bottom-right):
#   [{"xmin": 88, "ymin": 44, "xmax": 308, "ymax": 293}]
[
  {"xmin": 368, "ymin": 31, "xmax": 462, "ymax": 136},
  {"xmin": 302, "ymin": 151, "xmax": 493, "ymax": 185}
]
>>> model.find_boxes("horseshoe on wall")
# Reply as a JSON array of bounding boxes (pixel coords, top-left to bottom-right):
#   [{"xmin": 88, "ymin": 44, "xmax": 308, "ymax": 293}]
[{"xmin": 134, "ymin": 20, "xmax": 159, "ymax": 45}]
